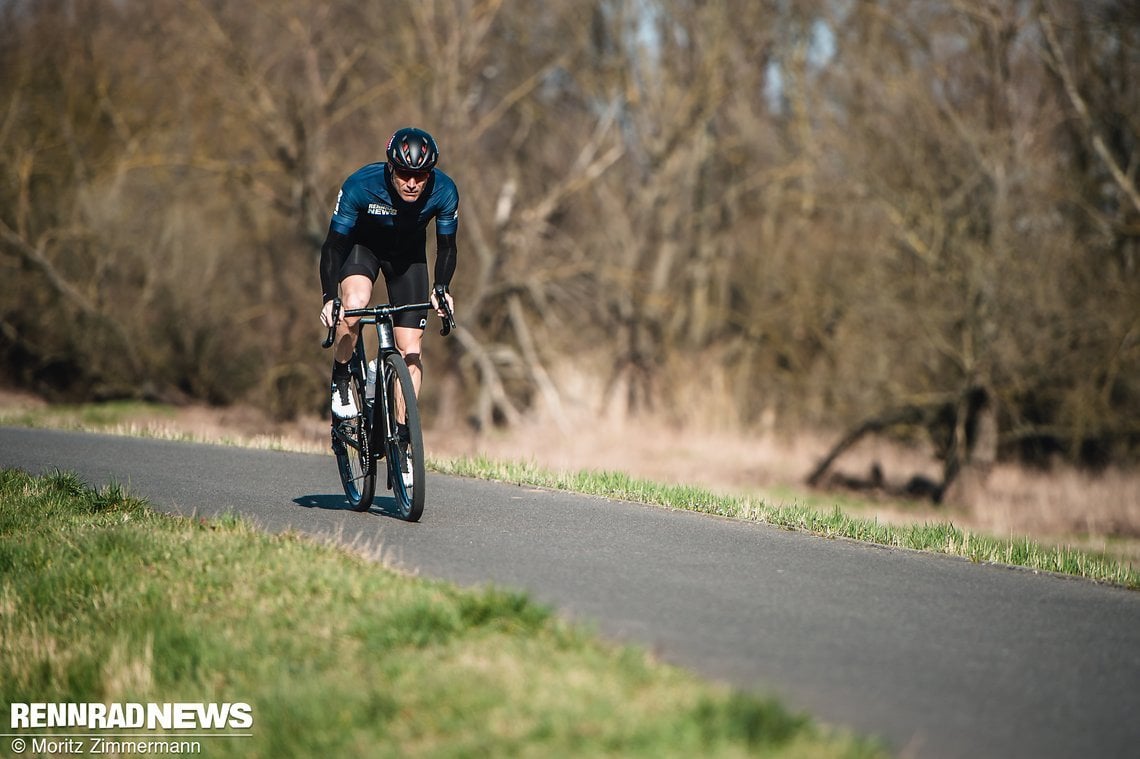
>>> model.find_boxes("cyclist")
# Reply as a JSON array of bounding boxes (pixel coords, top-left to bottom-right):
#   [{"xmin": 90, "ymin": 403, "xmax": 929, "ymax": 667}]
[{"xmin": 318, "ymin": 127, "xmax": 458, "ymax": 419}]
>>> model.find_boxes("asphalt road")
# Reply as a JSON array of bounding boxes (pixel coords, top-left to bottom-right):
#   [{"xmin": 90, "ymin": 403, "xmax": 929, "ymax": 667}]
[{"xmin": 3, "ymin": 427, "xmax": 1138, "ymax": 758}]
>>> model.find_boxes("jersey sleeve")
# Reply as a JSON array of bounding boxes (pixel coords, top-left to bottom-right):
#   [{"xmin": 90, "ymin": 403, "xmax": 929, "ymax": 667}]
[
  {"xmin": 329, "ymin": 178, "xmax": 364, "ymax": 236},
  {"xmin": 434, "ymin": 177, "xmax": 460, "ymax": 236}
]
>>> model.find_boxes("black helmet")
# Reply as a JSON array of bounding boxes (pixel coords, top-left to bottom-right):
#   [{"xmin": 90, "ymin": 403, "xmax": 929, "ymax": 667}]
[{"xmin": 386, "ymin": 127, "xmax": 438, "ymax": 172}]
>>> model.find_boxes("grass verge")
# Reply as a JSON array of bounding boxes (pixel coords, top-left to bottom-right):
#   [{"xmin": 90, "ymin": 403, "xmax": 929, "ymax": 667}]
[
  {"xmin": 0, "ymin": 468, "xmax": 881, "ymax": 758},
  {"xmin": 1, "ymin": 399, "xmax": 1135, "ymax": 589},
  {"xmin": 431, "ymin": 456, "xmax": 1140, "ymax": 590}
]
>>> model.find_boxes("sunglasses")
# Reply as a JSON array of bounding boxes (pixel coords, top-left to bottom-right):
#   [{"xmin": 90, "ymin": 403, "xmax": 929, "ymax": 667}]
[{"xmin": 393, "ymin": 167, "xmax": 431, "ymax": 182}]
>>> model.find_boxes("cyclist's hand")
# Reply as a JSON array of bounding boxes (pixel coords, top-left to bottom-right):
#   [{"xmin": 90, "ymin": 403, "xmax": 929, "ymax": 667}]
[
  {"xmin": 430, "ymin": 287, "xmax": 454, "ymax": 320},
  {"xmin": 320, "ymin": 299, "xmax": 339, "ymax": 328}
]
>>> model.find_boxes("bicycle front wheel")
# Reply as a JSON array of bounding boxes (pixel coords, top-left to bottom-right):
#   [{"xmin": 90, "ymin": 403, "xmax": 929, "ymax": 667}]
[
  {"xmin": 382, "ymin": 353, "xmax": 426, "ymax": 521},
  {"xmin": 332, "ymin": 369, "xmax": 376, "ymax": 512}
]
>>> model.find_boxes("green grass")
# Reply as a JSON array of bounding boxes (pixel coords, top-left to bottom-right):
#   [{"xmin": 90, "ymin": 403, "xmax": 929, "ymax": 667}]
[
  {"xmin": 0, "ymin": 468, "xmax": 881, "ymax": 758},
  {"xmin": 431, "ymin": 456, "xmax": 1140, "ymax": 590}
]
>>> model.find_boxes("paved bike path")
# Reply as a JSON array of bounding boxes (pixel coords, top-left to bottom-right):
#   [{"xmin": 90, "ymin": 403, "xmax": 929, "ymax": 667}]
[{"xmin": 3, "ymin": 427, "xmax": 1138, "ymax": 759}]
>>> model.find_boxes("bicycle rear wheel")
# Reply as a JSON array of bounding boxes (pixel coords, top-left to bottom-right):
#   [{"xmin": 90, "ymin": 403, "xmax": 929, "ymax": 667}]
[
  {"xmin": 332, "ymin": 367, "xmax": 376, "ymax": 511},
  {"xmin": 382, "ymin": 353, "xmax": 425, "ymax": 521}
]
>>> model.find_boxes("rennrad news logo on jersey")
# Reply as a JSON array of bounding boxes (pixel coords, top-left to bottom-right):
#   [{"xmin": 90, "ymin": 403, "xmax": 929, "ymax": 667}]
[{"xmin": 10, "ymin": 702, "xmax": 253, "ymax": 730}]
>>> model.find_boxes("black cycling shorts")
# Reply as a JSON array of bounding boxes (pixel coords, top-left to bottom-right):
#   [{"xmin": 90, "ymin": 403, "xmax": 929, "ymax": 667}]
[{"xmin": 340, "ymin": 246, "xmax": 429, "ymax": 329}]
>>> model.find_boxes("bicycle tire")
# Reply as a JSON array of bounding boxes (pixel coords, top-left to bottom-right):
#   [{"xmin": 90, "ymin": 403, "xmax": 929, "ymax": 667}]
[
  {"xmin": 332, "ymin": 362, "xmax": 376, "ymax": 512},
  {"xmin": 382, "ymin": 352, "xmax": 426, "ymax": 521}
]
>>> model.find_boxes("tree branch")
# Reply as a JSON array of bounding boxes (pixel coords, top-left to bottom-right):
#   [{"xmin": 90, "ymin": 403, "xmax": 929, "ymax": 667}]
[{"xmin": 1038, "ymin": 11, "xmax": 1140, "ymax": 217}]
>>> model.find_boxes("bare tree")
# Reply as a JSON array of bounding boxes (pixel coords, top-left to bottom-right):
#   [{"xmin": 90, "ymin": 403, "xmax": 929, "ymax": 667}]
[{"xmin": 1, "ymin": 0, "xmax": 1136, "ymax": 471}]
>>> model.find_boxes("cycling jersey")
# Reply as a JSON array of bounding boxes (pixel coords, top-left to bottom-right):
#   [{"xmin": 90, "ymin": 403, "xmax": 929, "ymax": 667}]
[{"xmin": 330, "ymin": 162, "xmax": 459, "ymax": 239}]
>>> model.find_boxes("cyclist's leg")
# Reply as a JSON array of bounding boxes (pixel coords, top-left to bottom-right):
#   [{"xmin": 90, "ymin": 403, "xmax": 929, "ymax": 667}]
[
  {"xmin": 395, "ymin": 326, "xmax": 425, "ymax": 398},
  {"xmin": 329, "ymin": 248, "xmax": 378, "ymax": 418},
  {"xmin": 332, "ymin": 275, "xmax": 373, "ymax": 361},
  {"xmin": 330, "ymin": 272, "xmax": 372, "ymax": 418},
  {"xmin": 333, "ymin": 246, "xmax": 380, "ymax": 363},
  {"xmin": 380, "ymin": 257, "xmax": 430, "ymax": 401}
]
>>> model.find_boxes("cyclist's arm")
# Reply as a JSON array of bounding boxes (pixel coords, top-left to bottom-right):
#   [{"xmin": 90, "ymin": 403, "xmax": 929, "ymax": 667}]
[
  {"xmin": 321, "ymin": 176, "xmax": 368, "ymax": 304},
  {"xmin": 434, "ymin": 232, "xmax": 456, "ymax": 290},
  {"xmin": 432, "ymin": 178, "xmax": 458, "ymax": 293},
  {"xmin": 320, "ymin": 225, "xmax": 354, "ymax": 304}
]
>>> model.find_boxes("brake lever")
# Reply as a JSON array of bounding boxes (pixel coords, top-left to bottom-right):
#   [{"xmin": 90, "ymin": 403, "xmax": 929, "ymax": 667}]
[
  {"xmin": 321, "ymin": 299, "xmax": 341, "ymax": 349},
  {"xmin": 434, "ymin": 285, "xmax": 455, "ymax": 337}
]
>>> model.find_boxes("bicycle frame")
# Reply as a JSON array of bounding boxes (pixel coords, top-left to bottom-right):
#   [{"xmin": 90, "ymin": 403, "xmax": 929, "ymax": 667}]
[
  {"xmin": 322, "ymin": 291, "xmax": 454, "ymax": 517},
  {"xmin": 345, "ymin": 303, "xmax": 426, "ymax": 451}
]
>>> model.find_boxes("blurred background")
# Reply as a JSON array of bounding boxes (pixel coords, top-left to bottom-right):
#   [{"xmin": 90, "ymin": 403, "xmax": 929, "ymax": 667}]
[{"xmin": 1, "ymin": 0, "xmax": 1137, "ymax": 534}]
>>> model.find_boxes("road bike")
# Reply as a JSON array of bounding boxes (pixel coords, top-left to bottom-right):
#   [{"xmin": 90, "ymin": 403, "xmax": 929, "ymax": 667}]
[{"xmin": 322, "ymin": 287, "xmax": 454, "ymax": 520}]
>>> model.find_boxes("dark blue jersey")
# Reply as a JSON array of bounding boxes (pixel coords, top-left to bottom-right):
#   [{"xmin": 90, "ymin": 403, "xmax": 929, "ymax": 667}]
[{"xmin": 330, "ymin": 162, "xmax": 459, "ymax": 242}]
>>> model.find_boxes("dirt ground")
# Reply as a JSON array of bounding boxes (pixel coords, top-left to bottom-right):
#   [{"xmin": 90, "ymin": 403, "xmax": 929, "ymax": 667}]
[{"xmin": 2, "ymin": 388, "xmax": 1137, "ymax": 561}]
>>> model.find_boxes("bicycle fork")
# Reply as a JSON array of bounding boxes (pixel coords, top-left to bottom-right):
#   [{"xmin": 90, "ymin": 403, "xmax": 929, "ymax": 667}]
[{"xmin": 368, "ymin": 320, "xmax": 403, "ymax": 473}]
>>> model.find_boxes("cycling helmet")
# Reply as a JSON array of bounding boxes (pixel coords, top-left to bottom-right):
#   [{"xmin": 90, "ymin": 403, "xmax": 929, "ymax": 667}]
[{"xmin": 386, "ymin": 127, "xmax": 439, "ymax": 172}]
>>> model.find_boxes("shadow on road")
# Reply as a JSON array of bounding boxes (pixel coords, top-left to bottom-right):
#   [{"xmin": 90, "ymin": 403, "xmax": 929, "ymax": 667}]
[
  {"xmin": 293, "ymin": 494, "xmax": 411, "ymax": 521},
  {"xmin": 293, "ymin": 494, "xmax": 353, "ymax": 511}
]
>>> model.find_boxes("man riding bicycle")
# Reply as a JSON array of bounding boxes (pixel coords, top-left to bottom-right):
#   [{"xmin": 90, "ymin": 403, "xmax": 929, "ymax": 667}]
[{"xmin": 318, "ymin": 127, "xmax": 458, "ymax": 419}]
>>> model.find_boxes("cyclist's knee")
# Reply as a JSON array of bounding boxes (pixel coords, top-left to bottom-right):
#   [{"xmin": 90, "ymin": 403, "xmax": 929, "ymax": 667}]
[
  {"xmin": 341, "ymin": 292, "xmax": 370, "ymax": 312},
  {"xmin": 395, "ymin": 328, "xmax": 422, "ymax": 357},
  {"xmin": 339, "ymin": 292, "xmax": 371, "ymax": 329},
  {"xmin": 339, "ymin": 275, "xmax": 373, "ymax": 313}
]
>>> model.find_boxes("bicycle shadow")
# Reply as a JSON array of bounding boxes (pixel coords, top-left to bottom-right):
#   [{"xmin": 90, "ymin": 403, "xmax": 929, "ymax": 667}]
[{"xmin": 293, "ymin": 494, "xmax": 409, "ymax": 520}]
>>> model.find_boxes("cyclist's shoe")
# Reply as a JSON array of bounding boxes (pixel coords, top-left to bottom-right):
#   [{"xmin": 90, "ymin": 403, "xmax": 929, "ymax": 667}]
[
  {"xmin": 330, "ymin": 375, "xmax": 359, "ymax": 419},
  {"xmin": 401, "ymin": 452, "xmax": 414, "ymax": 489},
  {"xmin": 396, "ymin": 423, "xmax": 414, "ymax": 488}
]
